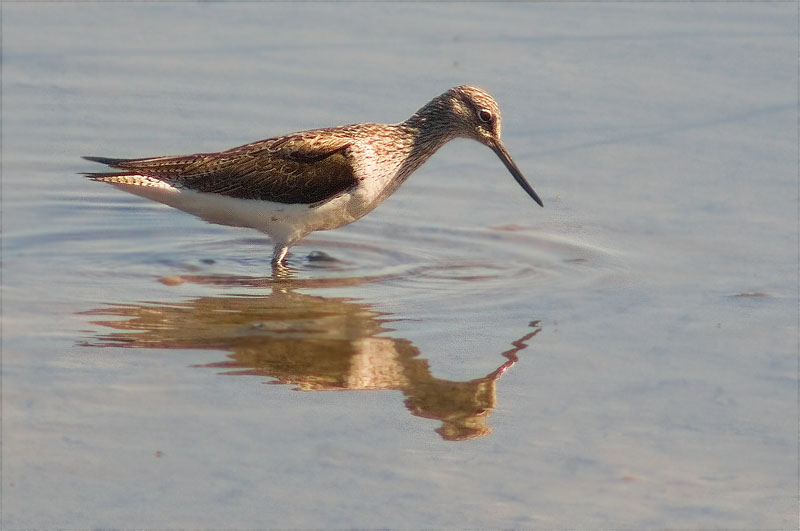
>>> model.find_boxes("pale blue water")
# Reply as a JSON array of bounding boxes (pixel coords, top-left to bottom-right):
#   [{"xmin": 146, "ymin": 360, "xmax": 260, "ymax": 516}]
[{"xmin": 2, "ymin": 3, "xmax": 797, "ymax": 528}]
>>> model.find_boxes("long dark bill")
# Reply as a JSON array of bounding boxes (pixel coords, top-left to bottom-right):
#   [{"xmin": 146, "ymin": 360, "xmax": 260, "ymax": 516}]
[{"xmin": 491, "ymin": 141, "xmax": 543, "ymax": 207}]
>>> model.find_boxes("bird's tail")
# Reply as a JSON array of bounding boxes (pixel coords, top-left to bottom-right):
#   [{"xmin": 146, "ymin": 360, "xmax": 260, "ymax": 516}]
[{"xmin": 81, "ymin": 156, "xmax": 149, "ymax": 182}]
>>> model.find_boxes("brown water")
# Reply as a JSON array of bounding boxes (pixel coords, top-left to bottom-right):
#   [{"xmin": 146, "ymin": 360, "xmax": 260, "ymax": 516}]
[{"xmin": 3, "ymin": 3, "xmax": 797, "ymax": 528}]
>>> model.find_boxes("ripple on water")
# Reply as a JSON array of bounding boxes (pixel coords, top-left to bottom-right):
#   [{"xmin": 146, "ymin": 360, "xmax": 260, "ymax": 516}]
[{"xmin": 146, "ymin": 222, "xmax": 626, "ymax": 293}]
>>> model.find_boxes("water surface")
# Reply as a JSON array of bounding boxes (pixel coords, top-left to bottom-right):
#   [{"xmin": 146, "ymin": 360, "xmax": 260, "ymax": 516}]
[{"xmin": 2, "ymin": 3, "xmax": 796, "ymax": 529}]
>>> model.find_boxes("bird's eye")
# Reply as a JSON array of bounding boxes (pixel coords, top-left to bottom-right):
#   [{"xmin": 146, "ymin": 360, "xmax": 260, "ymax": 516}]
[{"xmin": 478, "ymin": 109, "xmax": 493, "ymax": 123}]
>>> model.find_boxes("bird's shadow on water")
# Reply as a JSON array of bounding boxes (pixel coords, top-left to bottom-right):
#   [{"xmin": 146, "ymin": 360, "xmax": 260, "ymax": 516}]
[{"xmin": 78, "ymin": 269, "xmax": 543, "ymax": 442}]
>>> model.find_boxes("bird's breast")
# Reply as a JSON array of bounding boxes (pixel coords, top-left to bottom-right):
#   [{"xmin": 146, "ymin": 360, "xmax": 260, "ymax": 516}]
[{"xmin": 348, "ymin": 142, "xmax": 414, "ymax": 207}]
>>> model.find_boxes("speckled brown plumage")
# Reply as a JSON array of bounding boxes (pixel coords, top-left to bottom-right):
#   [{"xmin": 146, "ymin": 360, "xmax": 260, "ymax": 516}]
[{"xmin": 84, "ymin": 131, "xmax": 359, "ymax": 204}]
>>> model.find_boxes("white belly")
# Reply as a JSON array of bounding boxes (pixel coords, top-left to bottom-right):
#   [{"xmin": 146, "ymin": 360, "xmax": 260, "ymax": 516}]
[{"xmin": 110, "ymin": 180, "xmax": 372, "ymax": 246}]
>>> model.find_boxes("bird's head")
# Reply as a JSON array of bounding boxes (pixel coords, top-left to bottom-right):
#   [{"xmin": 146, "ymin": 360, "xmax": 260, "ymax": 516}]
[{"xmin": 440, "ymin": 85, "xmax": 543, "ymax": 207}]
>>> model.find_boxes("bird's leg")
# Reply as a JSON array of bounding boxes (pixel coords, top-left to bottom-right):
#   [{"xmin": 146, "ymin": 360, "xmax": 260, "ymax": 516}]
[
  {"xmin": 271, "ymin": 243, "xmax": 290, "ymax": 266},
  {"xmin": 270, "ymin": 244, "xmax": 292, "ymax": 277}
]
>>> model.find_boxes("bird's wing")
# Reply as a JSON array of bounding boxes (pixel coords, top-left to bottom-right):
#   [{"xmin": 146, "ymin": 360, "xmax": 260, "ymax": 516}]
[{"xmin": 83, "ymin": 133, "xmax": 357, "ymax": 205}]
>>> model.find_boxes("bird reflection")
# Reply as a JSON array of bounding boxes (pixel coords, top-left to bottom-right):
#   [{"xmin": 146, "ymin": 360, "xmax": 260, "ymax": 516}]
[{"xmin": 80, "ymin": 279, "xmax": 541, "ymax": 441}]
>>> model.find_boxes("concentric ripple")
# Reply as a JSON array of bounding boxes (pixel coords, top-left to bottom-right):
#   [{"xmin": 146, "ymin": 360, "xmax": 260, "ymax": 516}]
[{"xmin": 151, "ymin": 220, "xmax": 626, "ymax": 293}]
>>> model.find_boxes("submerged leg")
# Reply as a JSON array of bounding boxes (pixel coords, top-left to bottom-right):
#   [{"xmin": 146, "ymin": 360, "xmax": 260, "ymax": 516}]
[{"xmin": 271, "ymin": 243, "xmax": 290, "ymax": 265}]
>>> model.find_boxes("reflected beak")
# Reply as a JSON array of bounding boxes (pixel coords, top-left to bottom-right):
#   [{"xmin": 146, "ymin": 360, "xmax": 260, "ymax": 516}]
[{"xmin": 490, "ymin": 140, "xmax": 543, "ymax": 207}]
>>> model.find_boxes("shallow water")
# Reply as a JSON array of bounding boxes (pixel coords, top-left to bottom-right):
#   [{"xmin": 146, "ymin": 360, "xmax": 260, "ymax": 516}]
[{"xmin": 3, "ymin": 3, "xmax": 797, "ymax": 529}]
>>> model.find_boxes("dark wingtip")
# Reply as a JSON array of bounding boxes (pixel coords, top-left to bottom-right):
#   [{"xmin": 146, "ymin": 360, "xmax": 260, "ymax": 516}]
[
  {"xmin": 81, "ymin": 157, "xmax": 136, "ymax": 179},
  {"xmin": 83, "ymin": 155, "xmax": 126, "ymax": 166}
]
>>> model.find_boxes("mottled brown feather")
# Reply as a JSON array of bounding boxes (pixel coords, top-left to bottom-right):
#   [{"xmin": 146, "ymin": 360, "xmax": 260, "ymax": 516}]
[{"xmin": 88, "ymin": 132, "xmax": 357, "ymax": 204}]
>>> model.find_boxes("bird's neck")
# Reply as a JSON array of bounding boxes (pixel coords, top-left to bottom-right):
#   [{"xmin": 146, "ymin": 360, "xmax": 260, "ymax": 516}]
[
  {"xmin": 402, "ymin": 95, "xmax": 459, "ymax": 145},
  {"xmin": 397, "ymin": 97, "xmax": 462, "ymax": 168}
]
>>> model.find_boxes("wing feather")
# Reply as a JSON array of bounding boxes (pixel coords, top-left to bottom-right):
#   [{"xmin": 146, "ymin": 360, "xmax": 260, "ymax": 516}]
[{"xmin": 83, "ymin": 132, "xmax": 357, "ymax": 204}]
